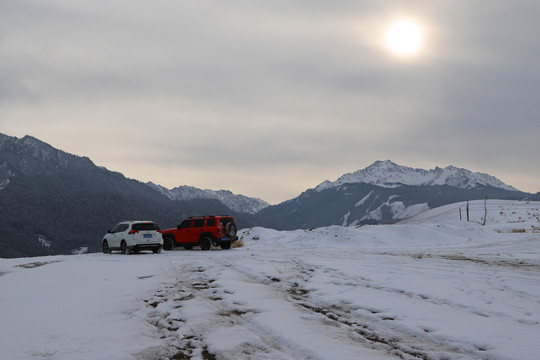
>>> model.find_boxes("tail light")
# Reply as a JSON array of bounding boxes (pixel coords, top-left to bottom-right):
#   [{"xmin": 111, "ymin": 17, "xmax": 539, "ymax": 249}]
[
  {"xmin": 157, "ymin": 229, "xmax": 162, "ymax": 233},
  {"xmin": 128, "ymin": 230, "xmax": 139, "ymax": 234}
]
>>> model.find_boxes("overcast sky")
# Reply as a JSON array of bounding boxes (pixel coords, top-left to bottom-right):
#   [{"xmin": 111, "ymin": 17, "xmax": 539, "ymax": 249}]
[{"xmin": 1, "ymin": 1, "xmax": 539, "ymax": 204}]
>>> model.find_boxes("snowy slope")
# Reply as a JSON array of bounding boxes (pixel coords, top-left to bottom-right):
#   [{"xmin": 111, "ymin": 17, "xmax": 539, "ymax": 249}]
[
  {"xmin": 148, "ymin": 182, "xmax": 269, "ymax": 214},
  {"xmin": 1, "ymin": 201, "xmax": 539, "ymax": 359},
  {"xmin": 400, "ymin": 199, "xmax": 540, "ymax": 231},
  {"xmin": 316, "ymin": 160, "xmax": 519, "ymax": 192}
]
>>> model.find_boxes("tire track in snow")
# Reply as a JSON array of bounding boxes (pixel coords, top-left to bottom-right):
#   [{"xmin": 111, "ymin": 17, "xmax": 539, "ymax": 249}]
[
  {"xmin": 226, "ymin": 257, "xmax": 501, "ymax": 360},
  {"xmin": 140, "ymin": 258, "xmax": 321, "ymax": 360},
  {"xmin": 285, "ymin": 250, "xmax": 539, "ymax": 327}
]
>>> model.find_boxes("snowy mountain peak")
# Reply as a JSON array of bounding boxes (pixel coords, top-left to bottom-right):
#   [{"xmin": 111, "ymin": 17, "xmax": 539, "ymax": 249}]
[
  {"xmin": 147, "ymin": 182, "xmax": 270, "ymax": 214},
  {"xmin": 315, "ymin": 160, "xmax": 518, "ymax": 192}
]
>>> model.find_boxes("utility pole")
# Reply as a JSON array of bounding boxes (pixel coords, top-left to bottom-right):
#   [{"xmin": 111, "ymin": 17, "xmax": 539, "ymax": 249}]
[
  {"xmin": 483, "ymin": 197, "xmax": 488, "ymax": 226},
  {"xmin": 466, "ymin": 201, "xmax": 470, "ymax": 222}
]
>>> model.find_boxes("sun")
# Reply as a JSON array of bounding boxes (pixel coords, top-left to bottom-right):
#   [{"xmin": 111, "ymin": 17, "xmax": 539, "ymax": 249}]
[{"xmin": 385, "ymin": 19, "xmax": 423, "ymax": 56}]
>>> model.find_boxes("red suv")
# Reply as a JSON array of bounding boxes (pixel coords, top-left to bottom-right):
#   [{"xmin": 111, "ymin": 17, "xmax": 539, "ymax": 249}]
[{"xmin": 162, "ymin": 215, "xmax": 238, "ymax": 251}]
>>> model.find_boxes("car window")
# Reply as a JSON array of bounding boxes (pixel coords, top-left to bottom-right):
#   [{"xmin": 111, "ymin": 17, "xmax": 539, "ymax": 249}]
[
  {"xmin": 219, "ymin": 217, "xmax": 233, "ymax": 226},
  {"xmin": 193, "ymin": 219, "xmax": 205, "ymax": 227},
  {"xmin": 179, "ymin": 220, "xmax": 192, "ymax": 229},
  {"xmin": 111, "ymin": 223, "xmax": 125, "ymax": 233},
  {"xmin": 133, "ymin": 223, "xmax": 159, "ymax": 231},
  {"xmin": 206, "ymin": 218, "xmax": 216, "ymax": 226},
  {"xmin": 120, "ymin": 224, "xmax": 129, "ymax": 232}
]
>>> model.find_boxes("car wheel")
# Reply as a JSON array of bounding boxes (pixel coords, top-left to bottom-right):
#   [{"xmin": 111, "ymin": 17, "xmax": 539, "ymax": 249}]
[
  {"xmin": 153, "ymin": 247, "xmax": 162, "ymax": 254},
  {"xmin": 121, "ymin": 240, "xmax": 129, "ymax": 255},
  {"xmin": 221, "ymin": 240, "xmax": 231, "ymax": 249},
  {"xmin": 225, "ymin": 223, "xmax": 237, "ymax": 238},
  {"xmin": 163, "ymin": 236, "xmax": 174, "ymax": 251},
  {"xmin": 102, "ymin": 240, "xmax": 110, "ymax": 254},
  {"xmin": 199, "ymin": 237, "xmax": 212, "ymax": 251}
]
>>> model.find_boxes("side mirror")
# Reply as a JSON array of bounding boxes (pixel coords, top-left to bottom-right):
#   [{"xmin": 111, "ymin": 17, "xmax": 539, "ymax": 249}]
[{"xmin": 107, "ymin": 229, "xmax": 112, "ymax": 233}]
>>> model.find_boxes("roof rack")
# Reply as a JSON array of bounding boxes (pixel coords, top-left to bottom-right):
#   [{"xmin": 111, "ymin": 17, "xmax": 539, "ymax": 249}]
[{"xmin": 185, "ymin": 215, "xmax": 231, "ymax": 219}]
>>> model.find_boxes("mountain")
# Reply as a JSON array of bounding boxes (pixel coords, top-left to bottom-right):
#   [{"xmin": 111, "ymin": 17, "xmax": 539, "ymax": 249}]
[
  {"xmin": 147, "ymin": 183, "xmax": 269, "ymax": 215},
  {"xmin": 2, "ymin": 133, "xmax": 538, "ymax": 256},
  {"xmin": 257, "ymin": 161, "xmax": 538, "ymax": 229},
  {"xmin": 315, "ymin": 160, "xmax": 518, "ymax": 192},
  {"xmin": 0, "ymin": 134, "xmax": 255, "ymax": 258},
  {"xmin": 0, "ymin": 134, "xmax": 94, "ymax": 188}
]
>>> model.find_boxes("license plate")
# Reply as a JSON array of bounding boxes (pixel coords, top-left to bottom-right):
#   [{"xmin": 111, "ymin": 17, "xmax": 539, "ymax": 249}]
[{"xmin": 144, "ymin": 234, "xmax": 153, "ymax": 239}]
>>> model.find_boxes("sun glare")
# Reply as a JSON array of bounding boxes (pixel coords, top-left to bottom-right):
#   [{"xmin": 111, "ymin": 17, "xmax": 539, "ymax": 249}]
[{"xmin": 385, "ymin": 19, "xmax": 423, "ymax": 56}]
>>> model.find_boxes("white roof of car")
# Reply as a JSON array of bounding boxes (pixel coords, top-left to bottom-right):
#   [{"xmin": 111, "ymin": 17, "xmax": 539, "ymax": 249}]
[{"xmin": 120, "ymin": 220, "xmax": 155, "ymax": 224}]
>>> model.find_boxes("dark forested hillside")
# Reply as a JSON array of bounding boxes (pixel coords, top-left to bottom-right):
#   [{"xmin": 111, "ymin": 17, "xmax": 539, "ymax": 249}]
[
  {"xmin": 0, "ymin": 134, "xmax": 254, "ymax": 258},
  {"xmin": 0, "ymin": 169, "xmax": 255, "ymax": 257}
]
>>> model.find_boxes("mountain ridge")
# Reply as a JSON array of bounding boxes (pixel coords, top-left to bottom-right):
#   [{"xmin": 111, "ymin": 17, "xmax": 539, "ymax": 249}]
[
  {"xmin": 0, "ymin": 133, "xmax": 266, "ymax": 214},
  {"xmin": 315, "ymin": 160, "xmax": 518, "ymax": 192},
  {"xmin": 147, "ymin": 183, "xmax": 269, "ymax": 215},
  {"xmin": 256, "ymin": 160, "xmax": 536, "ymax": 229},
  {"xmin": 0, "ymin": 134, "xmax": 95, "ymax": 188}
]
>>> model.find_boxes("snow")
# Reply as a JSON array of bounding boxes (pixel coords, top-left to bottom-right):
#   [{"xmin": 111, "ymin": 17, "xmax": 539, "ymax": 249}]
[
  {"xmin": 147, "ymin": 183, "xmax": 269, "ymax": 214},
  {"xmin": 359, "ymin": 195, "xmax": 428, "ymax": 222},
  {"xmin": 1, "ymin": 200, "xmax": 539, "ymax": 359},
  {"xmin": 393, "ymin": 202, "xmax": 430, "ymax": 219},
  {"xmin": 341, "ymin": 211, "xmax": 351, "ymax": 226},
  {"xmin": 355, "ymin": 190, "xmax": 374, "ymax": 207},
  {"xmin": 315, "ymin": 160, "xmax": 518, "ymax": 192},
  {"xmin": 38, "ymin": 235, "xmax": 53, "ymax": 248}
]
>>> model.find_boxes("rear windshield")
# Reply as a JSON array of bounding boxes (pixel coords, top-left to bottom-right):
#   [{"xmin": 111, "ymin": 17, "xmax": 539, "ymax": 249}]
[
  {"xmin": 132, "ymin": 223, "xmax": 160, "ymax": 231},
  {"xmin": 219, "ymin": 217, "xmax": 234, "ymax": 226}
]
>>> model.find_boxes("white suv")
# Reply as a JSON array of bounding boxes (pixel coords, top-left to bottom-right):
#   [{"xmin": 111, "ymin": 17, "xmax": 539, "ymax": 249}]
[{"xmin": 102, "ymin": 221, "xmax": 163, "ymax": 254}]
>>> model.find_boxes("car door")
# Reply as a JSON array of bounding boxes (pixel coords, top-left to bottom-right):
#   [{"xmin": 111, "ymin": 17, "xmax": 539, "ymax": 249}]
[
  {"xmin": 118, "ymin": 223, "xmax": 130, "ymax": 248},
  {"xmin": 192, "ymin": 218, "xmax": 205, "ymax": 241},
  {"xmin": 176, "ymin": 219, "xmax": 193, "ymax": 244},
  {"xmin": 109, "ymin": 223, "xmax": 125, "ymax": 249}
]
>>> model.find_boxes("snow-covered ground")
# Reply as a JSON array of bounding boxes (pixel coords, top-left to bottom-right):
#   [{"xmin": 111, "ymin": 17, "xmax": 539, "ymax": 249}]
[{"xmin": 1, "ymin": 200, "xmax": 539, "ymax": 360}]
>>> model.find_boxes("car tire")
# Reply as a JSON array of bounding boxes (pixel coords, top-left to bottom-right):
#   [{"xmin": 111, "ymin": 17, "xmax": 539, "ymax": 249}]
[
  {"xmin": 225, "ymin": 222, "xmax": 237, "ymax": 238},
  {"xmin": 153, "ymin": 247, "xmax": 162, "ymax": 254},
  {"xmin": 221, "ymin": 240, "xmax": 232, "ymax": 249},
  {"xmin": 102, "ymin": 240, "xmax": 110, "ymax": 254},
  {"xmin": 121, "ymin": 240, "xmax": 129, "ymax": 255},
  {"xmin": 199, "ymin": 237, "xmax": 212, "ymax": 251},
  {"xmin": 163, "ymin": 236, "xmax": 174, "ymax": 251}
]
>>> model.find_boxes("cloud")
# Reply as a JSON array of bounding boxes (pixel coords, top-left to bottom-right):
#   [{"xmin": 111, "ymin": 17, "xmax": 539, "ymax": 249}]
[{"xmin": 1, "ymin": 0, "xmax": 539, "ymax": 202}]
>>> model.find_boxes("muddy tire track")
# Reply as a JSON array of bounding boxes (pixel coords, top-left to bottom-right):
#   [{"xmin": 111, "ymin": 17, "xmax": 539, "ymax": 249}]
[
  {"xmin": 140, "ymin": 260, "xmax": 317, "ymax": 360},
  {"xmin": 227, "ymin": 258, "xmax": 495, "ymax": 360}
]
